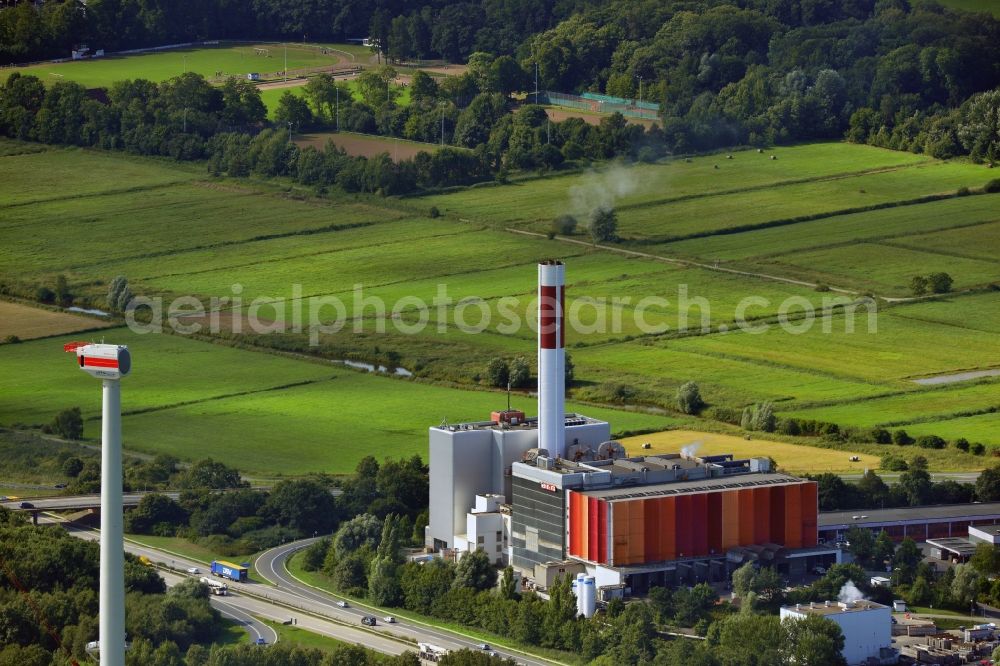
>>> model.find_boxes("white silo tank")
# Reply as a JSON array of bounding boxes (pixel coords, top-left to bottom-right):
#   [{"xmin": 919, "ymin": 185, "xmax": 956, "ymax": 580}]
[
  {"xmin": 582, "ymin": 576, "xmax": 596, "ymax": 618},
  {"xmin": 574, "ymin": 573, "xmax": 586, "ymax": 617}
]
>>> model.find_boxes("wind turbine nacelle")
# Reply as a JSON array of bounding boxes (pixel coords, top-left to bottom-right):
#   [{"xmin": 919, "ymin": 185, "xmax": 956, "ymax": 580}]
[{"xmin": 64, "ymin": 342, "xmax": 131, "ymax": 380}]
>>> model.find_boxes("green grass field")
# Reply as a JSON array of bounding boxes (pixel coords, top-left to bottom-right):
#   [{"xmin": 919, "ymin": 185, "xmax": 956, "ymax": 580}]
[
  {"xmin": 421, "ymin": 143, "xmax": 933, "ymax": 227},
  {"xmin": 0, "ymin": 146, "xmax": 199, "ymax": 208},
  {"xmin": 762, "ymin": 241, "xmax": 1000, "ymax": 294},
  {"xmin": 2, "ymin": 137, "xmax": 998, "ymax": 468},
  {"xmin": 900, "ymin": 412, "xmax": 1000, "ymax": 444},
  {"xmin": 611, "ymin": 160, "xmax": 992, "ymax": 242},
  {"xmin": 0, "ymin": 328, "xmax": 678, "ymax": 475},
  {"xmin": 888, "ymin": 292, "xmax": 1000, "ymax": 334},
  {"xmin": 0, "ymin": 328, "xmax": 335, "ymax": 428},
  {"xmin": 261, "ymin": 620, "xmax": 358, "ymax": 654},
  {"xmin": 663, "ymin": 195, "xmax": 1000, "ymax": 262},
  {"xmin": 669, "ymin": 308, "xmax": 1000, "ymax": 385},
  {"xmin": 1, "ymin": 43, "xmax": 347, "ymax": 89},
  {"xmin": 783, "ymin": 381, "xmax": 1000, "ymax": 429}
]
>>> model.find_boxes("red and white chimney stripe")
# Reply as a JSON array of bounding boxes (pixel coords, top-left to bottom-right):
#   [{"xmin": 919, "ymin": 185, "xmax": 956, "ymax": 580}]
[{"xmin": 538, "ymin": 260, "xmax": 565, "ymax": 458}]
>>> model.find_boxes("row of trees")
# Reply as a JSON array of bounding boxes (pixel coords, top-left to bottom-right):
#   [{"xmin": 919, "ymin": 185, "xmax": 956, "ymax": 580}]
[
  {"xmin": 808, "ymin": 459, "xmax": 987, "ymax": 511},
  {"xmin": 0, "ymin": 507, "xmax": 233, "ymax": 665},
  {"xmin": 482, "ymin": 355, "xmax": 575, "ymax": 389},
  {"xmin": 5, "ymin": 1, "xmax": 1000, "ymax": 160},
  {"xmin": 0, "ymin": 0, "xmax": 582, "ymax": 65},
  {"xmin": 301, "ymin": 506, "xmax": 852, "ymax": 665},
  {"xmin": 708, "ymin": 397, "xmax": 991, "ymax": 460},
  {"xmin": 122, "ymin": 454, "xmax": 427, "ymax": 556}
]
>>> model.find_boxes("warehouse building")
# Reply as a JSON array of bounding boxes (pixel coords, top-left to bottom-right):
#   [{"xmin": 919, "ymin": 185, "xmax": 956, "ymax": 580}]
[{"xmin": 819, "ymin": 503, "xmax": 1000, "ymax": 544}]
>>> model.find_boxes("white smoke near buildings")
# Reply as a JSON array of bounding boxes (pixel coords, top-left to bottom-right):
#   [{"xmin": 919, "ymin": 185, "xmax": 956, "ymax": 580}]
[
  {"xmin": 837, "ymin": 581, "xmax": 865, "ymax": 604},
  {"xmin": 681, "ymin": 441, "xmax": 702, "ymax": 458},
  {"xmin": 568, "ymin": 164, "xmax": 639, "ymax": 224}
]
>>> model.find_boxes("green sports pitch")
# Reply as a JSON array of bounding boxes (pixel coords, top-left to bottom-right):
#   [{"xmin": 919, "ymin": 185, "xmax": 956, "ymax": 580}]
[{"xmin": 0, "ymin": 42, "xmax": 351, "ymax": 89}]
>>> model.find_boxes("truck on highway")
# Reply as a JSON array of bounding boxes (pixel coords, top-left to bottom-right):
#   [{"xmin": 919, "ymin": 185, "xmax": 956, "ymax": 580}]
[
  {"xmin": 210, "ymin": 560, "xmax": 248, "ymax": 582},
  {"xmin": 418, "ymin": 643, "xmax": 449, "ymax": 662},
  {"xmin": 200, "ymin": 576, "xmax": 228, "ymax": 596}
]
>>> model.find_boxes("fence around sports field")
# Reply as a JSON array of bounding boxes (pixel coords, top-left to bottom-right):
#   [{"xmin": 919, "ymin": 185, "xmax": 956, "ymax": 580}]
[{"xmin": 535, "ymin": 91, "xmax": 659, "ymax": 120}]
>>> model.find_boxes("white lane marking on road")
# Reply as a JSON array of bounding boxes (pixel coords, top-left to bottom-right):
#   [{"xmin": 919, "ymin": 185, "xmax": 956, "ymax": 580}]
[{"xmin": 213, "ymin": 599, "xmax": 278, "ymax": 645}]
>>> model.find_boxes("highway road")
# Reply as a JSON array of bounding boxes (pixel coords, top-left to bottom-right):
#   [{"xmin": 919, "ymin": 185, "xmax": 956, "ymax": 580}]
[
  {"xmin": 46, "ymin": 515, "xmax": 557, "ymax": 663},
  {"xmin": 1, "ymin": 492, "xmax": 180, "ymax": 512},
  {"xmin": 257, "ymin": 539, "xmax": 555, "ymax": 665},
  {"xmin": 839, "ymin": 471, "xmax": 983, "ymax": 483},
  {"xmin": 56, "ymin": 520, "xmax": 413, "ymax": 657},
  {"xmin": 1, "ymin": 487, "xmax": 338, "ymax": 512}
]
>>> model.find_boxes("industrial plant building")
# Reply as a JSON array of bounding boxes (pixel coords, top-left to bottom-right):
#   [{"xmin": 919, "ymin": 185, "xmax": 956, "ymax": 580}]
[
  {"xmin": 427, "ymin": 261, "xmax": 827, "ymax": 597},
  {"xmin": 780, "ymin": 599, "xmax": 895, "ymax": 666}
]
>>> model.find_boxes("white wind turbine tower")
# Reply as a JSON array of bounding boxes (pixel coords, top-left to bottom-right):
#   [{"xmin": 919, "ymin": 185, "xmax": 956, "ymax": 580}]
[{"xmin": 65, "ymin": 341, "xmax": 132, "ymax": 666}]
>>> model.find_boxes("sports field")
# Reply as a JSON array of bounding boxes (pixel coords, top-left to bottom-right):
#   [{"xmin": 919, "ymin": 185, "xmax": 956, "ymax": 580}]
[
  {"xmin": 1, "ymin": 43, "xmax": 349, "ymax": 89},
  {"xmin": 0, "ymin": 301, "xmax": 113, "ymax": 341},
  {"xmin": 2, "ymin": 138, "xmax": 998, "ymax": 471}
]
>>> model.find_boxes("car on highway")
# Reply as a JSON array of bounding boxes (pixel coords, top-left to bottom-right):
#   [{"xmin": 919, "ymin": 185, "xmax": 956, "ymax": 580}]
[
  {"xmin": 336, "ymin": 600, "xmax": 349, "ymax": 608},
  {"xmin": 187, "ymin": 567, "xmax": 200, "ymax": 574},
  {"xmin": 361, "ymin": 616, "xmax": 377, "ymax": 626},
  {"xmin": 383, "ymin": 616, "xmax": 396, "ymax": 624},
  {"xmin": 54, "ymin": 484, "xmax": 66, "ymax": 489},
  {"xmin": 479, "ymin": 643, "xmax": 491, "ymax": 651},
  {"xmin": 19, "ymin": 501, "xmax": 34, "ymax": 509},
  {"xmin": 255, "ymin": 637, "xmax": 266, "ymax": 646}
]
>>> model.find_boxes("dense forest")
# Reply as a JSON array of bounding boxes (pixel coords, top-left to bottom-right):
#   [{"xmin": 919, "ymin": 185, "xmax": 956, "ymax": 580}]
[{"xmin": 3, "ymin": 1, "xmax": 1000, "ymax": 163}]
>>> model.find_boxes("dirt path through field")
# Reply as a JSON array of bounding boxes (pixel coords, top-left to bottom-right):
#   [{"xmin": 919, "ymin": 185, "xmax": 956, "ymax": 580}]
[{"xmin": 506, "ymin": 227, "xmax": 862, "ymax": 297}]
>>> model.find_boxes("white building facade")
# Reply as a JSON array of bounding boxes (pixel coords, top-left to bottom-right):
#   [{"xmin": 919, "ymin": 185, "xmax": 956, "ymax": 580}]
[{"xmin": 780, "ymin": 600, "xmax": 894, "ymax": 666}]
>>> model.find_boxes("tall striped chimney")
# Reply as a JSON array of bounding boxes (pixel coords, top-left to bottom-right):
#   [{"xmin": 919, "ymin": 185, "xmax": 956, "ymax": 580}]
[{"xmin": 538, "ymin": 260, "xmax": 565, "ymax": 458}]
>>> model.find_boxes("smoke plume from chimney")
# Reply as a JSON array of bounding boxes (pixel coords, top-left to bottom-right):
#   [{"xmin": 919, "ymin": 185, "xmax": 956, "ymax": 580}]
[{"xmin": 837, "ymin": 581, "xmax": 865, "ymax": 604}]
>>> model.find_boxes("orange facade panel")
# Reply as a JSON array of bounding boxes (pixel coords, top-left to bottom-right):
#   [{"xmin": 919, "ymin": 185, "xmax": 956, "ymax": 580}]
[
  {"xmin": 738, "ymin": 489, "xmax": 755, "ymax": 545},
  {"xmin": 722, "ymin": 490, "xmax": 740, "ymax": 550},
  {"xmin": 626, "ymin": 498, "xmax": 645, "ymax": 565},
  {"xmin": 612, "ymin": 501, "xmax": 629, "ymax": 565},
  {"xmin": 589, "ymin": 480, "xmax": 817, "ymax": 567},
  {"xmin": 753, "ymin": 488, "xmax": 770, "ymax": 544},
  {"xmin": 644, "ymin": 498, "xmax": 661, "ymax": 563},
  {"xmin": 662, "ymin": 497, "xmax": 677, "ymax": 561},
  {"xmin": 784, "ymin": 484, "xmax": 803, "ymax": 548},
  {"xmin": 800, "ymin": 482, "xmax": 818, "ymax": 547}
]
